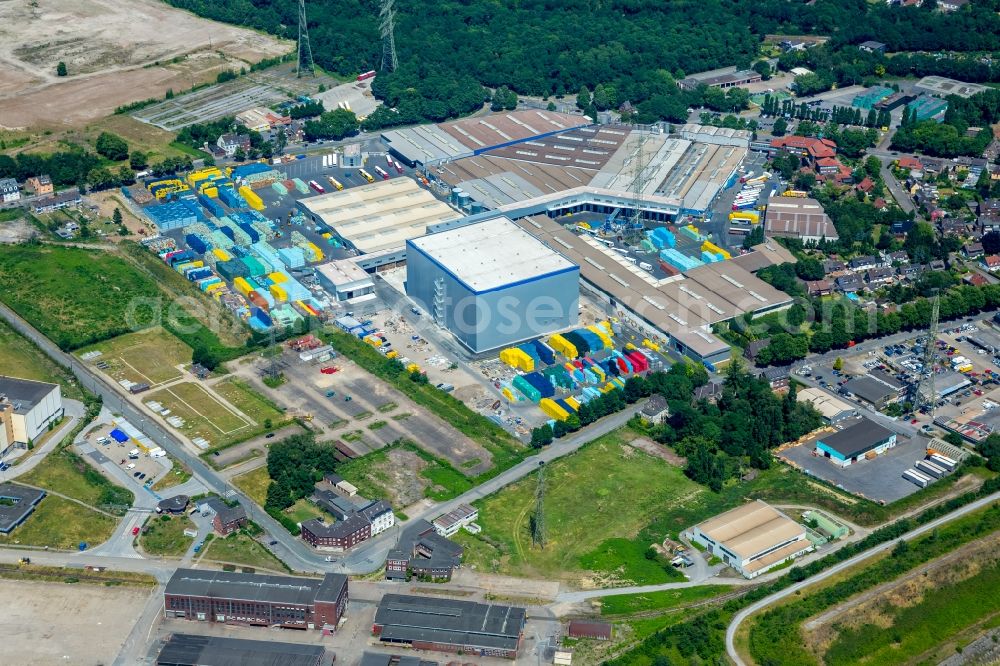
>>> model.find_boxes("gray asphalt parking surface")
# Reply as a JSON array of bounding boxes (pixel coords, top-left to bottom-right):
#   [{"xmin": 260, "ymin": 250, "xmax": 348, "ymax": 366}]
[{"xmin": 779, "ymin": 433, "xmax": 927, "ymax": 504}]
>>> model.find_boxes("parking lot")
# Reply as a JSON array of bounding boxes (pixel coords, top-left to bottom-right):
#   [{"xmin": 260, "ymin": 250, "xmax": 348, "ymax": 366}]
[
  {"xmin": 779, "ymin": 429, "xmax": 926, "ymax": 503},
  {"xmin": 231, "ymin": 346, "xmax": 495, "ymax": 474},
  {"xmin": 82, "ymin": 422, "xmax": 170, "ymax": 491}
]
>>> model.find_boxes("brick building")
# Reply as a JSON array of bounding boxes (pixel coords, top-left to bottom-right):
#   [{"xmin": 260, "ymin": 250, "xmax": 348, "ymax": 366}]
[{"xmin": 163, "ymin": 568, "xmax": 348, "ymax": 631}]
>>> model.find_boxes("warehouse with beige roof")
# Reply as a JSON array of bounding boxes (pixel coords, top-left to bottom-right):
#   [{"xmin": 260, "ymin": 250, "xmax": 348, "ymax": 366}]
[{"xmin": 688, "ymin": 500, "xmax": 812, "ymax": 578}]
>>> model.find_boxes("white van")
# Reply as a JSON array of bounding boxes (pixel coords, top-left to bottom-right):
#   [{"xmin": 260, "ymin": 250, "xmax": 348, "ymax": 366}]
[{"xmin": 126, "ymin": 463, "xmax": 136, "ymax": 470}]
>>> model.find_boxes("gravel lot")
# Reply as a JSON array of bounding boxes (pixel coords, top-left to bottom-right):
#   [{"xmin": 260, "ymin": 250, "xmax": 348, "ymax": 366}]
[{"xmin": 0, "ymin": 578, "xmax": 150, "ymax": 666}]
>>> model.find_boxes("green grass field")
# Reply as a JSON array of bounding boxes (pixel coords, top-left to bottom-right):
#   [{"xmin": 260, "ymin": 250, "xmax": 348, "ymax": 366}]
[
  {"xmin": 823, "ymin": 561, "xmax": 1000, "ymax": 666},
  {"xmin": 148, "ymin": 381, "xmax": 254, "ymax": 447},
  {"xmin": 335, "ymin": 441, "xmax": 474, "ymax": 505},
  {"xmin": 151, "ymin": 457, "xmax": 193, "ymax": 491},
  {"xmin": 599, "ymin": 585, "xmax": 736, "ymax": 616},
  {"xmin": 139, "ymin": 514, "xmax": 195, "ymax": 557},
  {"xmin": 0, "ymin": 244, "xmax": 163, "ymax": 350},
  {"xmin": 19, "ymin": 448, "xmax": 134, "ymax": 509},
  {"xmin": 212, "ymin": 378, "xmax": 286, "ymax": 426},
  {"xmin": 77, "ymin": 327, "xmax": 191, "ymax": 386},
  {"xmin": 233, "ymin": 466, "xmax": 271, "ymax": 506},
  {"xmin": 0, "ymin": 318, "xmax": 83, "ymax": 400},
  {"xmin": 0, "ymin": 496, "xmax": 117, "ymax": 549},
  {"xmin": 200, "ymin": 533, "xmax": 289, "ymax": 572},
  {"xmin": 457, "ymin": 431, "xmax": 703, "ymax": 583},
  {"xmin": 285, "ymin": 498, "xmax": 324, "ymax": 525}
]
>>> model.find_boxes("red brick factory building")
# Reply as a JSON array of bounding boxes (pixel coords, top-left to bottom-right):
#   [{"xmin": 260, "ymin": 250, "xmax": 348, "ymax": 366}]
[{"xmin": 163, "ymin": 568, "xmax": 348, "ymax": 631}]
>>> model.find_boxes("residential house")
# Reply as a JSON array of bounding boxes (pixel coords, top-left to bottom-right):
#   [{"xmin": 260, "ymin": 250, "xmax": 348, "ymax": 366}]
[
  {"xmin": 0, "ymin": 178, "xmax": 19, "ymax": 203},
  {"xmin": 891, "ymin": 218, "xmax": 915, "ymax": 236},
  {"xmin": 937, "ymin": 0, "xmax": 969, "ymax": 11},
  {"xmin": 965, "ymin": 273, "xmax": 989, "ymax": 287},
  {"xmin": 979, "ymin": 215, "xmax": 1000, "ymax": 234},
  {"xmin": 31, "ymin": 191, "xmax": 81, "ymax": 214},
  {"xmin": 806, "ymin": 279, "xmax": 833, "ymax": 296},
  {"xmin": 873, "ymin": 197, "xmax": 888, "ymax": 210},
  {"xmin": 25, "ymin": 175, "xmax": 53, "ymax": 196},
  {"xmin": 982, "ymin": 255, "xmax": 1000, "ymax": 272},
  {"xmin": 815, "ymin": 158, "xmax": 853, "ymax": 184},
  {"xmin": 929, "ymin": 259, "xmax": 947, "ymax": 271},
  {"xmin": 897, "ymin": 264, "xmax": 924, "ymax": 280},
  {"xmin": 743, "ymin": 338, "xmax": 772, "ymax": 363},
  {"xmin": 198, "ymin": 498, "xmax": 247, "ymax": 536},
  {"xmin": 865, "ymin": 267, "xmax": 895, "ymax": 286},
  {"xmin": 939, "ymin": 218, "xmax": 969, "ymax": 236},
  {"xmin": 216, "ymin": 133, "xmax": 251, "ymax": 157},
  {"xmin": 849, "ymin": 255, "xmax": 880, "ymax": 272},
  {"xmin": 856, "ymin": 177, "xmax": 875, "ymax": 195},
  {"xmin": 883, "ymin": 250, "xmax": 909, "ymax": 265},
  {"xmin": 639, "ymin": 394, "xmax": 669, "ymax": 422},
  {"xmin": 981, "ymin": 199, "xmax": 1000, "ymax": 217},
  {"xmin": 694, "ymin": 381, "xmax": 723, "ymax": 402},
  {"xmin": 769, "ymin": 136, "xmax": 837, "ymax": 165},
  {"xmin": 963, "ymin": 242, "xmax": 985, "ymax": 259},
  {"xmin": 823, "ymin": 259, "xmax": 847, "ymax": 275},
  {"xmin": 836, "ymin": 274, "xmax": 863, "ymax": 292},
  {"xmin": 756, "ymin": 367, "xmax": 790, "ymax": 391},
  {"xmin": 858, "ymin": 41, "xmax": 886, "ymax": 54},
  {"xmin": 896, "ymin": 156, "xmax": 924, "ymax": 172}
]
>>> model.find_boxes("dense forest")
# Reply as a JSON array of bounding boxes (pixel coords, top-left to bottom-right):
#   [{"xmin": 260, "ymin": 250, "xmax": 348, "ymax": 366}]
[{"xmin": 166, "ymin": 0, "xmax": 1000, "ymax": 127}]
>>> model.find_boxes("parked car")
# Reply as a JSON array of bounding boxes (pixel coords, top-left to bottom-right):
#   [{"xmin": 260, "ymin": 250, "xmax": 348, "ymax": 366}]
[{"xmin": 132, "ymin": 526, "xmax": 140, "ymax": 536}]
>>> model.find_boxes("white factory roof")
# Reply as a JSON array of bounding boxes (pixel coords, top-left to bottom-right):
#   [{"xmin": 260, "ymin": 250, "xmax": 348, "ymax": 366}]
[
  {"xmin": 316, "ymin": 258, "xmax": 373, "ymax": 288},
  {"xmin": 695, "ymin": 500, "xmax": 805, "ymax": 560},
  {"xmin": 298, "ymin": 178, "xmax": 460, "ymax": 254},
  {"xmin": 409, "ymin": 216, "xmax": 578, "ymax": 293}
]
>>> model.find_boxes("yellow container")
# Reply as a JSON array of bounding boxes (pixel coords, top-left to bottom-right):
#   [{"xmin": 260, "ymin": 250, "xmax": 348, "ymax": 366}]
[
  {"xmin": 268, "ymin": 271, "xmax": 288, "ymax": 284},
  {"xmin": 586, "ymin": 325, "xmax": 613, "ymax": 349},
  {"xmin": 642, "ymin": 338, "xmax": 661, "ymax": 352},
  {"xmin": 565, "ymin": 396, "xmax": 580, "ymax": 411},
  {"xmin": 701, "ymin": 240, "xmax": 731, "ymax": 260},
  {"xmin": 270, "ymin": 284, "xmax": 288, "ymax": 302},
  {"xmin": 239, "ymin": 185, "xmax": 264, "ymax": 211},
  {"xmin": 233, "ymin": 277, "xmax": 254, "ymax": 297},
  {"xmin": 548, "ymin": 333, "xmax": 578, "ymax": 359},
  {"xmin": 499, "ymin": 347, "xmax": 534, "ymax": 372},
  {"xmin": 539, "ymin": 398, "xmax": 569, "ymax": 421},
  {"xmin": 212, "ymin": 248, "xmax": 231, "ymax": 262}
]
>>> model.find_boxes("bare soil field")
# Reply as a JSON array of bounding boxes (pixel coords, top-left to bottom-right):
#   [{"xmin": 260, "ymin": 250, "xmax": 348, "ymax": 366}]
[
  {"xmin": 0, "ymin": 578, "xmax": 150, "ymax": 665},
  {"xmin": 0, "ymin": 0, "xmax": 289, "ymax": 128}
]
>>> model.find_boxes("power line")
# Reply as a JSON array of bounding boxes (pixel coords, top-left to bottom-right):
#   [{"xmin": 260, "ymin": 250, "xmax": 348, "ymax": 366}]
[
  {"xmin": 379, "ymin": 0, "xmax": 399, "ymax": 73},
  {"xmin": 532, "ymin": 464, "xmax": 546, "ymax": 549},
  {"xmin": 916, "ymin": 292, "xmax": 940, "ymax": 416},
  {"xmin": 297, "ymin": 0, "xmax": 315, "ymax": 78}
]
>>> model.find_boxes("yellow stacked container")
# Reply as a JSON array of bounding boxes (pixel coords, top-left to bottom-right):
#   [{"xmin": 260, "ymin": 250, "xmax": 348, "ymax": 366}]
[
  {"xmin": 268, "ymin": 271, "xmax": 288, "ymax": 284},
  {"xmin": 642, "ymin": 338, "xmax": 661, "ymax": 352},
  {"xmin": 539, "ymin": 398, "xmax": 569, "ymax": 421},
  {"xmin": 701, "ymin": 240, "xmax": 731, "ymax": 260},
  {"xmin": 239, "ymin": 185, "xmax": 264, "ymax": 211},
  {"xmin": 564, "ymin": 396, "xmax": 581, "ymax": 411},
  {"xmin": 499, "ymin": 347, "xmax": 534, "ymax": 372},
  {"xmin": 233, "ymin": 277, "xmax": 254, "ymax": 297},
  {"xmin": 305, "ymin": 242, "xmax": 324, "ymax": 262},
  {"xmin": 728, "ymin": 210, "xmax": 759, "ymax": 223},
  {"xmin": 270, "ymin": 284, "xmax": 288, "ymax": 302},
  {"xmin": 212, "ymin": 248, "xmax": 231, "ymax": 262},
  {"xmin": 548, "ymin": 333, "xmax": 578, "ymax": 359},
  {"xmin": 502, "ymin": 387, "xmax": 517, "ymax": 402}
]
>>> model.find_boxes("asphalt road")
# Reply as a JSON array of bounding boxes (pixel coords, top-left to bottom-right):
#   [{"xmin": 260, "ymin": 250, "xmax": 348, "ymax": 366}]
[{"xmin": 724, "ymin": 489, "xmax": 1000, "ymax": 666}]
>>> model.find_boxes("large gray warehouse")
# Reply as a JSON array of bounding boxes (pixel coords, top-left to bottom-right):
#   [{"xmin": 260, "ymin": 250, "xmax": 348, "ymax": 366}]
[{"xmin": 405, "ymin": 217, "xmax": 580, "ymax": 353}]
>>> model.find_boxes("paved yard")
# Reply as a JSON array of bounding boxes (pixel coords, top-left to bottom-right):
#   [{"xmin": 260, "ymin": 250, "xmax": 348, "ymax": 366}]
[{"xmin": 779, "ymin": 433, "xmax": 929, "ymax": 504}]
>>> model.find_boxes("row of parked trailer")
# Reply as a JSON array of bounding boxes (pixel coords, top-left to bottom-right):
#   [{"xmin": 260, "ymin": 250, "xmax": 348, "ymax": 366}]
[
  {"xmin": 902, "ymin": 452, "xmax": 958, "ymax": 488},
  {"xmin": 732, "ymin": 173, "xmax": 770, "ymax": 211}
]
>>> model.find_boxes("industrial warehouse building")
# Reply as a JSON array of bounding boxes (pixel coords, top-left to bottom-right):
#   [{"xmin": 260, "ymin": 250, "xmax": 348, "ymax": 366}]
[
  {"xmin": 296, "ymin": 178, "xmax": 460, "ymax": 255},
  {"xmin": 163, "ymin": 569, "xmax": 348, "ymax": 631},
  {"xmin": 0, "ymin": 376, "xmax": 63, "ymax": 448},
  {"xmin": 406, "ymin": 217, "xmax": 580, "ymax": 353},
  {"xmin": 373, "ymin": 594, "xmax": 527, "ymax": 659},
  {"xmin": 316, "ymin": 258, "xmax": 376, "ymax": 306},
  {"xmin": 815, "ymin": 417, "xmax": 898, "ymax": 467},
  {"xmin": 689, "ymin": 500, "xmax": 812, "ymax": 578},
  {"xmin": 155, "ymin": 634, "xmax": 325, "ymax": 666},
  {"xmin": 505, "ymin": 215, "xmax": 792, "ymax": 368},
  {"xmin": 796, "ymin": 387, "xmax": 857, "ymax": 423},
  {"xmin": 0, "ymin": 482, "xmax": 45, "ymax": 533},
  {"xmin": 764, "ymin": 197, "xmax": 839, "ymax": 243}
]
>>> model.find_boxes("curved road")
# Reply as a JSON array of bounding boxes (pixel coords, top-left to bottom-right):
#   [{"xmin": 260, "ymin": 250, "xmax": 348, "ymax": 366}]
[{"xmin": 725, "ymin": 490, "xmax": 1000, "ymax": 666}]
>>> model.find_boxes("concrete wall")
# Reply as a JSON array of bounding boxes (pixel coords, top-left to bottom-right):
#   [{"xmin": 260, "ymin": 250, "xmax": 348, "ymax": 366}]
[{"xmin": 12, "ymin": 384, "xmax": 62, "ymax": 443}]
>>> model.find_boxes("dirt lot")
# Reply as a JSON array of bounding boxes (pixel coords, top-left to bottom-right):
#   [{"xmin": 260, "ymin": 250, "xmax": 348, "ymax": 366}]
[
  {"xmin": 0, "ymin": 578, "xmax": 150, "ymax": 665},
  {"xmin": 232, "ymin": 349, "xmax": 494, "ymax": 474},
  {"xmin": 0, "ymin": 0, "xmax": 288, "ymax": 128},
  {"xmin": 0, "ymin": 218, "xmax": 39, "ymax": 244}
]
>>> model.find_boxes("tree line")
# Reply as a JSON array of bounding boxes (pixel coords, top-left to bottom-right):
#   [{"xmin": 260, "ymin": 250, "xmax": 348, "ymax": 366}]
[{"xmin": 163, "ymin": 0, "xmax": 1000, "ymax": 128}]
